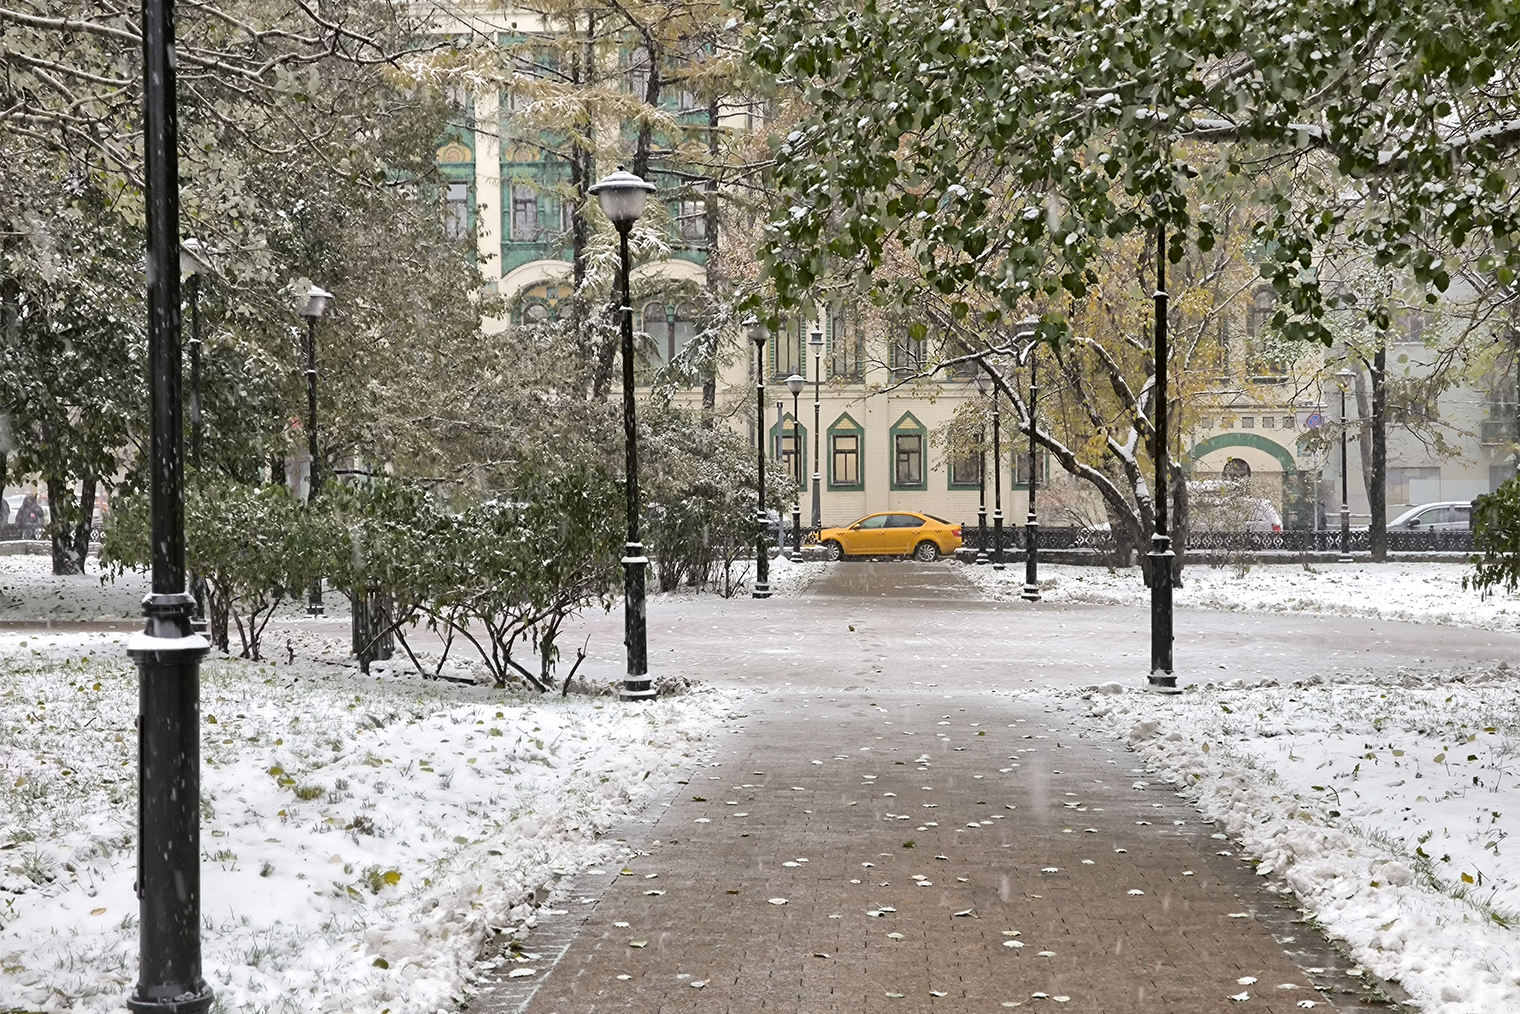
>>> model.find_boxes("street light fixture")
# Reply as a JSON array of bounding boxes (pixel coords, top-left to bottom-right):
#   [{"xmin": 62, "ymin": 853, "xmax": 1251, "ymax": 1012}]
[
  {"xmin": 588, "ymin": 165, "xmax": 657, "ymax": 701},
  {"xmin": 974, "ymin": 372, "xmax": 991, "ymax": 564},
  {"xmin": 785, "ymin": 372, "xmax": 805, "ymax": 560},
  {"xmin": 299, "ymin": 284, "xmax": 332, "ymax": 617},
  {"xmin": 749, "ymin": 321, "xmax": 770, "ymax": 599},
  {"xmin": 1337, "ymin": 367, "xmax": 1356, "ymax": 563},
  {"xmin": 809, "ymin": 324, "xmax": 824, "ymax": 532},
  {"xmin": 132, "ymin": 3, "xmax": 213, "ymax": 1012}
]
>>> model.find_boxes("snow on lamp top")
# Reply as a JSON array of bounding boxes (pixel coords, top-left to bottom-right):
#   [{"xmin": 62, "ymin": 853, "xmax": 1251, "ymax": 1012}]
[
  {"xmin": 301, "ymin": 285, "xmax": 333, "ymax": 319},
  {"xmin": 588, "ymin": 165, "xmax": 656, "ymax": 226}
]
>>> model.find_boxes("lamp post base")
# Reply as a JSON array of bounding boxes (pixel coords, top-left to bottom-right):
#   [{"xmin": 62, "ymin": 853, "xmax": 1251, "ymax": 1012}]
[
  {"xmin": 127, "ymin": 593, "xmax": 212, "ymax": 1014},
  {"xmin": 752, "ymin": 584, "xmax": 771, "ymax": 599},
  {"xmin": 1021, "ymin": 517, "xmax": 1040, "ymax": 601},
  {"xmin": 1148, "ymin": 536, "xmax": 1175, "ymax": 682}
]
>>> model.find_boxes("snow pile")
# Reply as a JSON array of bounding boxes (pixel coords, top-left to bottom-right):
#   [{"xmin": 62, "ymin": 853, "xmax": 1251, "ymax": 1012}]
[
  {"xmin": 1084, "ymin": 672, "xmax": 1520, "ymax": 1014},
  {"xmin": 966, "ymin": 561, "xmax": 1520, "ymax": 629},
  {"xmin": 0, "ymin": 651, "xmax": 733, "ymax": 1014}
]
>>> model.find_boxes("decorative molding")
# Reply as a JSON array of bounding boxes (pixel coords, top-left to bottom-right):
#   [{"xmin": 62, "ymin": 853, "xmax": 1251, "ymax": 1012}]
[
  {"xmin": 1187, "ymin": 431, "xmax": 1299, "ymax": 473},
  {"xmin": 436, "ymin": 141, "xmax": 474, "ymax": 164}
]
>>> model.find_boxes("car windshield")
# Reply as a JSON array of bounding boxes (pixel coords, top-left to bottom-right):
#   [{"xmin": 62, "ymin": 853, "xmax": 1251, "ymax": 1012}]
[{"xmin": 924, "ymin": 513, "xmax": 952, "ymax": 525}]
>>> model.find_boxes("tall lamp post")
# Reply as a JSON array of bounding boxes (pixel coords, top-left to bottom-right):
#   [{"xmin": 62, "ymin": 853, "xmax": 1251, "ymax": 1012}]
[
  {"xmin": 809, "ymin": 325, "xmax": 824, "ymax": 532},
  {"xmin": 299, "ymin": 284, "xmax": 332, "ymax": 617},
  {"xmin": 1022, "ymin": 346, "xmax": 1042, "ymax": 602},
  {"xmin": 131, "ymin": 2, "xmax": 213, "ymax": 1012},
  {"xmin": 589, "ymin": 166, "xmax": 658, "ymax": 702},
  {"xmin": 974, "ymin": 373, "xmax": 991, "ymax": 564},
  {"xmin": 776, "ymin": 398, "xmax": 786, "ymax": 554},
  {"xmin": 1337, "ymin": 367, "xmax": 1356, "ymax": 563},
  {"xmin": 750, "ymin": 322, "xmax": 770, "ymax": 599},
  {"xmin": 181, "ymin": 239, "xmax": 210, "ymax": 631},
  {"xmin": 1148, "ymin": 224, "xmax": 1176, "ymax": 689},
  {"xmin": 180, "ymin": 239, "xmax": 209, "ymax": 471},
  {"xmin": 786, "ymin": 373, "xmax": 804, "ymax": 559},
  {"xmin": 991, "ymin": 374, "xmax": 1005, "ymax": 570}
]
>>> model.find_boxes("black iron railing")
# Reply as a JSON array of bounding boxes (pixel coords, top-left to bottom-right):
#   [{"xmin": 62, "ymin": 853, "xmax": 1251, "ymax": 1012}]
[{"xmin": 959, "ymin": 526, "xmax": 1474, "ymax": 555}]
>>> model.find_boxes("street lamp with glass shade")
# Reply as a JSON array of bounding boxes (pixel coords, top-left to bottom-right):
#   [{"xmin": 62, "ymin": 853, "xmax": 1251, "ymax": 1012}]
[
  {"xmin": 974, "ymin": 372, "xmax": 991, "ymax": 564},
  {"xmin": 808, "ymin": 324, "xmax": 825, "ymax": 533},
  {"xmin": 785, "ymin": 372, "xmax": 805, "ymax": 560},
  {"xmin": 300, "ymin": 284, "xmax": 332, "ymax": 616},
  {"xmin": 1336, "ymin": 366, "xmax": 1356, "ymax": 563},
  {"xmin": 588, "ymin": 165, "xmax": 658, "ymax": 701},
  {"xmin": 749, "ymin": 320, "xmax": 770, "ymax": 599}
]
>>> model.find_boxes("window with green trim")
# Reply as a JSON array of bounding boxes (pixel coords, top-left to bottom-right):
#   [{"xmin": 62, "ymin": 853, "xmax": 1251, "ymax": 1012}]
[
  {"xmin": 889, "ymin": 412, "xmax": 927, "ymax": 490},
  {"xmin": 827, "ymin": 414, "xmax": 864, "ymax": 490},
  {"xmin": 1013, "ymin": 449, "xmax": 1049, "ymax": 489},
  {"xmin": 829, "ymin": 308, "xmax": 863, "ymax": 380},
  {"xmin": 948, "ymin": 449, "xmax": 982, "ymax": 489},
  {"xmin": 772, "ymin": 318, "xmax": 804, "ymax": 379},
  {"xmin": 771, "ymin": 414, "xmax": 807, "ymax": 483}
]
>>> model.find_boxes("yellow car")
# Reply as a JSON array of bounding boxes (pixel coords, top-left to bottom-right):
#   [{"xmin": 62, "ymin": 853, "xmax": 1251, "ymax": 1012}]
[{"xmin": 819, "ymin": 511, "xmax": 963, "ymax": 562}]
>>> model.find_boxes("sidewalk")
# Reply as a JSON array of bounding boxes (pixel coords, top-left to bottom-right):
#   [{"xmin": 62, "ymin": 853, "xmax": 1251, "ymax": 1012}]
[{"xmin": 473, "ymin": 565, "xmax": 1403, "ymax": 1013}]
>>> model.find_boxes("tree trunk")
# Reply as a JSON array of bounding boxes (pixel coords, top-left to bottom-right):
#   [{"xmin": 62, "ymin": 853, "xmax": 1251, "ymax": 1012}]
[
  {"xmin": 44, "ymin": 475, "xmax": 81, "ymax": 574},
  {"xmin": 1169, "ymin": 462, "xmax": 1189, "ymax": 586},
  {"xmin": 1369, "ymin": 344, "xmax": 1388, "ymax": 561},
  {"xmin": 71, "ymin": 475, "xmax": 96, "ymax": 570}
]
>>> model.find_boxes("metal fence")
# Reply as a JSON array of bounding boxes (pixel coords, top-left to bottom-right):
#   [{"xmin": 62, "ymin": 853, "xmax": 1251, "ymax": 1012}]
[{"xmin": 959, "ymin": 526, "xmax": 1474, "ymax": 555}]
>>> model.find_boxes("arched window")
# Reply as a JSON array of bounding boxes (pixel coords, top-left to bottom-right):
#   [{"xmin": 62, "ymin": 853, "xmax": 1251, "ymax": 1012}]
[
  {"xmin": 672, "ymin": 303, "xmax": 697, "ymax": 361},
  {"xmin": 523, "ymin": 302, "xmax": 552, "ymax": 325},
  {"xmin": 643, "ymin": 301, "xmax": 669, "ymax": 362},
  {"xmin": 1222, "ymin": 457, "xmax": 1251, "ymax": 479}
]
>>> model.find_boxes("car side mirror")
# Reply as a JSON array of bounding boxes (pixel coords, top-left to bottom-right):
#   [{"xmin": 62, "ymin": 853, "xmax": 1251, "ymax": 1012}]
[
  {"xmin": 1407, "ymin": 518, "xmax": 1420, "ymax": 527},
  {"xmin": 850, "ymin": 523, "xmax": 862, "ymax": 530}
]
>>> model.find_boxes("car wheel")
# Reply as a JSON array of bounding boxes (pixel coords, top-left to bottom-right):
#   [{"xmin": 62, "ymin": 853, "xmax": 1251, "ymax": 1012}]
[
  {"xmin": 824, "ymin": 540, "xmax": 845, "ymax": 562},
  {"xmin": 913, "ymin": 541, "xmax": 939, "ymax": 562}
]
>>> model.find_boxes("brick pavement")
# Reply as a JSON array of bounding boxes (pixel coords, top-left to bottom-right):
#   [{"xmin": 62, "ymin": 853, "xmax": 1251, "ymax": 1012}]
[{"xmin": 472, "ymin": 564, "xmax": 1405, "ymax": 1014}]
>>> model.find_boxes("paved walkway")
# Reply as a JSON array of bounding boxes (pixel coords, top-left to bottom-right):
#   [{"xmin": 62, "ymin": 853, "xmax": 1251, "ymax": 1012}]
[{"xmin": 470, "ymin": 563, "xmax": 1445, "ymax": 1013}]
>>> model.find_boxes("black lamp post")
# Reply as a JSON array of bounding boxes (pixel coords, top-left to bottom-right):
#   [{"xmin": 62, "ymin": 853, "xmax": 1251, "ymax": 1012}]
[
  {"xmin": 750, "ymin": 320, "xmax": 772, "ymax": 598},
  {"xmin": 750, "ymin": 321, "xmax": 770, "ymax": 599},
  {"xmin": 299, "ymin": 284, "xmax": 332, "ymax": 617},
  {"xmin": 1022, "ymin": 347, "xmax": 1042, "ymax": 602},
  {"xmin": 180, "ymin": 239, "xmax": 209, "ymax": 471},
  {"xmin": 786, "ymin": 372, "xmax": 804, "ymax": 559},
  {"xmin": 991, "ymin": 377, "xmax": 1004, "ymax": 570},
  {"xmin": 1148, "ymin": 224, "xmax": 1176, "ymax": 688},
  {"xmin": 1337, "ymin": 367, "xmax": 1356, "ymax": 563},
  {"xmin": 588, "ymin": 165, "xmax": 658, "ymax": 701},
  {"xmin": 809, "ymin": 325, "xmax": 824, "ymax": 532},
  {"xmin": 776, "ymin": 398, "xmax": 786, "ymax": 555},
  {"xmin": 974, "ymin": 372, "xmax": 991, "ymax": 564},
  {"xmin": 131, "ymin": 3, "xmax": 213, "ymax": 1012},
  {"xmin": 180, "ymin": 239, "xmax": 210, "ymax": 630}
]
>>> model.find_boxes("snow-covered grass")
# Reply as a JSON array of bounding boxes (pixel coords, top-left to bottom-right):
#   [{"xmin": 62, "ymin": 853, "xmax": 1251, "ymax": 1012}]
[
  {"xmin": 0, "ymin": 648, "xmax": 734, "ymax": 1014},
  {"xmin": 1081, "ymin": 671, "xmax": 1520, "ymax": 1014},
  {"xmin": 647, "ymin": 554, "xmax": 826, "ymax": 602},
  {"xmin": 965, "ymin": 560, "xmax": 1520, "ymax": 630},
  {"xmin": 0, "ymin": 553, "xmax": 145, "ymax": 621}
]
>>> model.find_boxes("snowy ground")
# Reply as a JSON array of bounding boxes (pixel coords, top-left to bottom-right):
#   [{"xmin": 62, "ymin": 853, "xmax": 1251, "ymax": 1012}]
[
  {"xmin": 1069, "ymin": 671, "xmax": 1520, "ymax": 1014},
  {"xmin": 0, "ymin": 642, "xmax": 735, "ymax": 1014},
  {"xmin": 964, "ymin": 560, "xmax": 1520, "ymax": 630}
]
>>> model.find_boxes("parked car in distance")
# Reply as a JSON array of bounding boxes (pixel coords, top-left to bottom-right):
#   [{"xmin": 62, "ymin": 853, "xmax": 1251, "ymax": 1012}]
[
  {"xmin": 819, "ymin": 511, "xmax": 963, "ymax": 562},
  {"xmin": 1387, "ymin": 501, "xmax": 1471, "ymax": 531}
]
